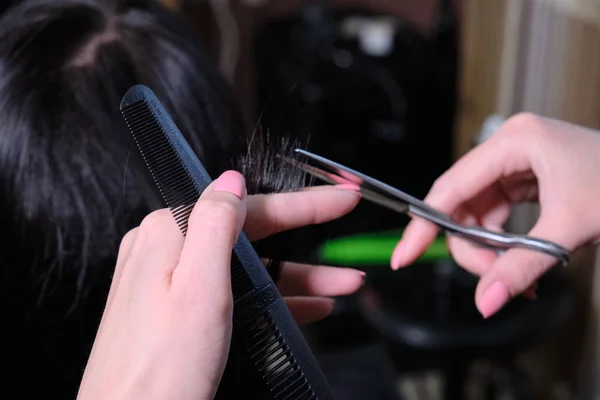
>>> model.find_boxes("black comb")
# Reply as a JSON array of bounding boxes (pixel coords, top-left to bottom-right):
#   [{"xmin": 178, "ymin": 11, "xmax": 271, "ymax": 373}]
[{"xmin": 120, "ymin": 85, "xmax": 334, "ymax": 400}]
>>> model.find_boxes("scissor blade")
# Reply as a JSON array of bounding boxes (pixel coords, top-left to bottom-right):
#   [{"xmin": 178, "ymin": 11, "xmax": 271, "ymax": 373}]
[
  {"xmin": 283, "ymin": 155, "xmax": 410, "ymax": 215},
  {"xmin": 294, "ymin": 149, "xmax": 450, "ymax": 221},
  {"xmin": 279, "ymin": 155, "xmax": 343, "ymax": 186}
]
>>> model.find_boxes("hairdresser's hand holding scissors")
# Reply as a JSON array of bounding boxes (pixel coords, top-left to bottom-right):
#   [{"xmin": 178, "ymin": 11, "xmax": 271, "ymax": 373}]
[
  {"xmin": 392, "ymin": 113, "xmax": 600, "ymax": 318},
  {"xmin": 77, "ymin": 170, "xmax": 362, "ymax": 400}
]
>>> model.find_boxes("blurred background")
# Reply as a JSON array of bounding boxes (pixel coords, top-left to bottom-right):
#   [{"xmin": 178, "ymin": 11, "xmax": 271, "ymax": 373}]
[{"xmin": 137, "ymin": 0, "xmax": 600, "ymax": 398}]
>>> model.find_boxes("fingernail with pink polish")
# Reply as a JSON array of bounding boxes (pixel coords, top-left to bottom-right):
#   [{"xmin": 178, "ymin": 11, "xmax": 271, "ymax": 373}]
[
  {"xmin": 390, "ymin": 242, "xmax": 404, "ymax": 270},
  {"xmin": 358, "ymin": 270, "xmax": 367, "ymax": 285},
  {"xmin": 335, "ymin": 183, "xmax": 362, "ymax": 192},
  {"xmin": 478, "ymin": 281, "xmax": 510, "ymax": 318},
  {"xmin": 214, "ymin": 170, "xmax": 246, "ymax": 200}
]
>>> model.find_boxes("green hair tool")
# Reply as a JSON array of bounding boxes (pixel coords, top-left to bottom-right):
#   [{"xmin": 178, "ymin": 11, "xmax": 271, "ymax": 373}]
[{"xmin": 319, "ymin": 229, "xmax": 450, "ymax": 266}]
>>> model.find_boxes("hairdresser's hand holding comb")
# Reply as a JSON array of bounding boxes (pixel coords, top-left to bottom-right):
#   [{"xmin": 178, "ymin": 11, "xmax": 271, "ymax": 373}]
[
  {"xmin": 78, "ymin": 170, "xmax": 363, "ymax": 400},
  {"xmin": 391, "ymin": 113, "xmax": 600, "ymax": 318}
]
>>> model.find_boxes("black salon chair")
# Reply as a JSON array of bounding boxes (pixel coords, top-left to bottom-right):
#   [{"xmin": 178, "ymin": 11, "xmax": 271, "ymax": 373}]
[{"xmin": 356, "ymin": 261, "xmax": 575, "ymax": 400}]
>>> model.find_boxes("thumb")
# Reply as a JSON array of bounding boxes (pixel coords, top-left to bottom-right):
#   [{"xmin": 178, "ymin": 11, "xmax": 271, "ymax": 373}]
[
  {"xmin": 171, "ymin": 170, "xmax": 247, "ymax": 305},
  {"xmin": 474, "ymin": 215, "xmax": 573, "ymax": 318}
]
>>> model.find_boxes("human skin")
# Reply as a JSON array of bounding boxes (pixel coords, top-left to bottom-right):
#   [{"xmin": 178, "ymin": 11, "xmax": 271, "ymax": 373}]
[
  {"xmin": 77, "ymin": 170, "xmax": 364, "ymax": 400},
  {"xmin": 391, "ymin": 113, "xmax": 600, "ymax": 318}
]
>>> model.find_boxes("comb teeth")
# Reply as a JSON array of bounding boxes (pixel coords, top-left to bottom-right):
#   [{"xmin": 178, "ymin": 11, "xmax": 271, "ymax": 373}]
[
  {"xmin": 247, "ymin": 313, "xmax": 317, "ymax": 400},
  {"xmin": 121, "ymin": 100, "xmax": 199, "ymax": 235},
  {"xmin": 121, "ymin": 87, "xmax": 331, "ymax": 400},
  {"xmin": 121, "ymin": 97, "xmax": 256, "ymax": 300},
  {"xmin": 231, "ymin": 254, "xmax": 254, "ymax": 300}
]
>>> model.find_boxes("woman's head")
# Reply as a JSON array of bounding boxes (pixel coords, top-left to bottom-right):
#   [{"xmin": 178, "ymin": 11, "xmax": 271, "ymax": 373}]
[
  {"xmin": 0, "ymin": 2, "xmax": 312, "ymax": 396},
  {"xmin": 0, "ymin": 0, "xmax": 247, "ymax": 303}
]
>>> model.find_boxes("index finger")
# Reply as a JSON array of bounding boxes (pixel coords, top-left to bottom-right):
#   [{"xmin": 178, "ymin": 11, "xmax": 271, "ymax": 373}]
[{"xmin": 244, "ymin": 186, "xmax": 361, "ymax": 241}]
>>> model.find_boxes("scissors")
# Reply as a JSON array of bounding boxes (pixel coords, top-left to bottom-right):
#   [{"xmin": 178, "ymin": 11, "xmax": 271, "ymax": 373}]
[{"xmin": 286, "ymin": 149, "xmax": 571, "ymax": 267}]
